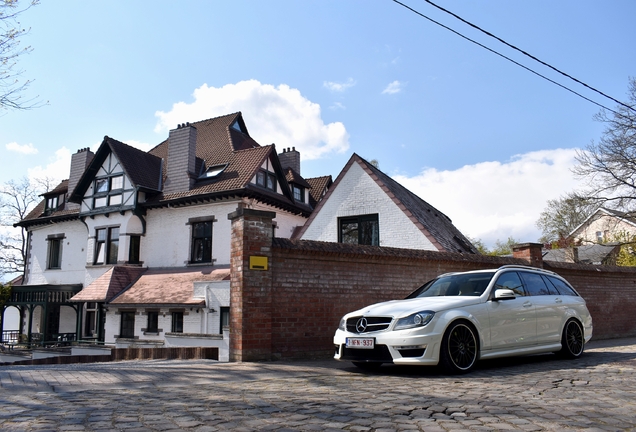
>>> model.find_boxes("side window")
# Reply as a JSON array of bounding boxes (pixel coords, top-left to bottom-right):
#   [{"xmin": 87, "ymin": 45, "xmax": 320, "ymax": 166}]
[
  {"xmin": 171, "ymin": 311, "xmax": 184, "ymax": 333},
  {"xmin": 191, "ymin": 221, "xmax": 213, "ymax": 263},
  {"xmin": 338, "ymin": 214, "xmax": 379, "ymax": 246},
  {"xmin": 47, "ymin": 235, "xmax": 63, "ymax": 269},
  {"xmin": 493, "ymin": 272, "xmax": 525, "ymax": 296},
  {"xmin": 94, "ymin": 227, "xmax": 120, "ymax": 265},
  {"xmin": 543, "ymin": 275, "xmax": 579, "ymax": 296},
  {"xmin": 519, "ymin": 272, "xmax": 552, "ymax": 296},
  {"xmin": 119, "ymin": 311, "xmax": 135, "ymax": 338}
]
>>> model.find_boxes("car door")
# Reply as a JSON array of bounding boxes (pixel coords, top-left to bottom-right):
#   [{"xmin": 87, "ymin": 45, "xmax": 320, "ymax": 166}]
[
  {"xmin": 519, "ymin": 271, "xmax": 563, "ymax": 345},
  {"xmin": 486, "ymin": 271, "xmax": 537, "ymax": 350}
]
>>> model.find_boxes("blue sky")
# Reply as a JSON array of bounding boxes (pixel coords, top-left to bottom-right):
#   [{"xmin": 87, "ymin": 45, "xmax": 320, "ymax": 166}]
[{"xmin": 2, "ymin": 0, "xmax": 635, "ymax": 248}]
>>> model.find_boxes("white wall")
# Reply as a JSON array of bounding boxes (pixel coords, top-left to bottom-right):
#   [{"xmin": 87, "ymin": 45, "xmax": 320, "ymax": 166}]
[
  {"xmin": 2, "ymin": 306, "xmax": 20, "ymax": 330},
  {"xmin": 301, "ymin": 161, "xmax": 438, "ymax": 250},
  {"xmin": 26, "ymin": 220, "xmax": 89, "ymax": 285}
]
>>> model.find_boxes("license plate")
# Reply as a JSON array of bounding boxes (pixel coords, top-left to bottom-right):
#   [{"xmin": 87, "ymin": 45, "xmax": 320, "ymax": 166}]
[{"xmin": 346, "ymin": 337, "xmax": 375, "ymax": 349}]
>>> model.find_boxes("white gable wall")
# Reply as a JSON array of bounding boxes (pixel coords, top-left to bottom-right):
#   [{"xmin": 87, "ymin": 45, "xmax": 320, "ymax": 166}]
[
  {"xmin": 572, "ymin": 211, "xmax": 636, "ymax": 244},
  {"xmin": 301, "ymin": 161, "xmax": 438, "ymax": 250}
]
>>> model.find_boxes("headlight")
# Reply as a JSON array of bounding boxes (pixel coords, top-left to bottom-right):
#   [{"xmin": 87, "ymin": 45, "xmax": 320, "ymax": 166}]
[
  {"xmin": 394, "ymin": 311, "xmax": 435, "ymax": 330},
  {"xmin": 338, "ymin": 317, "xmax": 346, "ymax": 331}
]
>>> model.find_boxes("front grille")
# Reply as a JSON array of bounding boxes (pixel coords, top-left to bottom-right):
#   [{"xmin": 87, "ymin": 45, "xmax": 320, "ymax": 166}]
[
  {"xmin": 340, "ymin": 344, "xmax": 393, "ymax": 362},
  {"xmin": 346, "ymin": 316, "xmax": 393, "ymax": 334}
]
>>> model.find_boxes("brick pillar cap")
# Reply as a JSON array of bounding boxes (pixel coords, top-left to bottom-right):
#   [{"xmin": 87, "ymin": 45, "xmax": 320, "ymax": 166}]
[
  {"xmin": 512, "ymin": 242, "xmax": 543, "ymax": 251},
  {"xmin": 228, "ymin": 207, "xmax": 276, "ymax": 221}
]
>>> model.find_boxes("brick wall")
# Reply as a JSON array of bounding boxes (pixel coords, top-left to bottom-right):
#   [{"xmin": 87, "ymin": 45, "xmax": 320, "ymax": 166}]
[{"xmin": 230, "ymin": 210, "xmax": 636, "ymax": 361}]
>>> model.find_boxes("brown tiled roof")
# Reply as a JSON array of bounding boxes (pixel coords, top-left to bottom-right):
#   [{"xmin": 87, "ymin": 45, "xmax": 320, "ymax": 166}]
[
  {"xmin": 149, "ymin": 112, "xmax": 260, "ymax": 183},
  {"xmin": 109, "ymin": 266, "xmax": 230, "ymax": 306},
  {"xmin": 70, "ymin": 266, "xmax": 147, "ymax": 302},
  {"xmin": 44, "ymin": 179, "xmax": 70, "ymax": 196},
  {"xmin": 305, "ymin": 175, "xmax": 333, "ymax": 208},
  {"xmin": 150, "ymin": 145, "xmax": 273, "ymax": 202}
]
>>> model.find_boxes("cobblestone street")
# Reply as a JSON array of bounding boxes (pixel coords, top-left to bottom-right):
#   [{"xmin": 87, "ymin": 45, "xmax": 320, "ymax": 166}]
[{"xmin": 1, "ymin": 338, "xmax": 636, "ymax": 431}]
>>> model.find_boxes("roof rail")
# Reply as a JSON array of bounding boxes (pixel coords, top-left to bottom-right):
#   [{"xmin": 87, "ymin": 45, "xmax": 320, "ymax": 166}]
[{"xmin": 498, "ymin": 265, "xmax": 557, "ymax": 276}]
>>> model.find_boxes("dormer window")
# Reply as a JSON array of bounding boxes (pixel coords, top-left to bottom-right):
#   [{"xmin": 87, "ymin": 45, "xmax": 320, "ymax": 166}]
[
  {"xmin": 256, "ymin": 170, "xmax": 277, "ymax": 192},
  {"xmin": 93, "ymin": 175, "xmax": 124, "ymax": 209},
  {"xmin": 292, "ymin": 185, "xmax": 304, "ymax": 203},
  {"xmin": 231, "ymin": 120, "xmax": 246, "ymax": 134},
  {"xmin": 44, "ymin": 194, "xmax": 65, "ymax": 215}
]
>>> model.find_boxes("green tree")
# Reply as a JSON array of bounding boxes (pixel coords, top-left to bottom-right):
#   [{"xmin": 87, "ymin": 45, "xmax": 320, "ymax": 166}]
[
  {"xmin": 488, "ymin": 237, "xmax": 521, "ymax": 256},
  {"xmin": 1, "ymin": 0, "xmax": 40, "ymax": 112}
]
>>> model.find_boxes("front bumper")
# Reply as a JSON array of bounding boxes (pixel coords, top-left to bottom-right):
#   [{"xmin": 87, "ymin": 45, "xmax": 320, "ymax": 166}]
[{"xmin": 333, "ymin": 328, "xmax": 444, "ymax": 365}]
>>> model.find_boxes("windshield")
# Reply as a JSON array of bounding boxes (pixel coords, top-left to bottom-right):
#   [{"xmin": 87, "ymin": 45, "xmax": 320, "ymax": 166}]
[{"xmin": 406, "ymin": 272, "xmax": 496, "ymax": 299}]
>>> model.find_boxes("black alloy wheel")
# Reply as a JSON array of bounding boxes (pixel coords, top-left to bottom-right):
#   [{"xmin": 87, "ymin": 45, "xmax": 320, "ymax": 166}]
[
  {"xmin": 560, "ymin": 319, "xmax": 584, "ymax": 359},
  {"xmin": 440, "ymin": 321, "xmax": 478, "ymax": 374}
]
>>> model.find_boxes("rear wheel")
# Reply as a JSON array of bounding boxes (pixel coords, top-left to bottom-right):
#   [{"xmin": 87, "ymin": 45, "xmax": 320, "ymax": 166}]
[
  {"xmin": 559, "ymin": 319, "xmax": 584, "ymax": 359},
  {"xmin": 440, "ymin": 321, "xmax": 478, "ymax": 374}
]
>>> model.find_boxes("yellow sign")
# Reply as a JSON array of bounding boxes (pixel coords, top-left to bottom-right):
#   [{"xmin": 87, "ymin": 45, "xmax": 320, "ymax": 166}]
[{"xmin": 249, "ymin": 256, "xmax": 268, "ymax": 270}]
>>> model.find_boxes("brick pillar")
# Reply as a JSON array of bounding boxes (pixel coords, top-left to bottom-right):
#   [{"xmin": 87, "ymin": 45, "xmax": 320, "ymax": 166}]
[
  {"xmin": 228, "ymin": 207, "xmax": 276, "ymax": 362},
  {"xmin": 512, "ymin": 243, "xmax": 544, "ymax": 268}
]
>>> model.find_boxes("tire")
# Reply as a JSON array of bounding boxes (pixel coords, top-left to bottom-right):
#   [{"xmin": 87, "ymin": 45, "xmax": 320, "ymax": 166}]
[
  {"xmin": 559, "ymin": 319, "xmax": 584, "ymax": 359},
  {"xmin": 352, "ymin": 361, "xmax": 383, "ymax": 371},
  {"xmin": 440, "ymin": 321, "xmax": 478, "ymax": 374}
]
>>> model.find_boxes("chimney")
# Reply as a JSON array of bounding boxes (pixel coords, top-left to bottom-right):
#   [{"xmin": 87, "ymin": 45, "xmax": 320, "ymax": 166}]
[
  {"xmin": 278, "ymin": 147, "xmax": 300, "ymax": 175},
  {"xmin": 512, "ymin": 243, "xmax": 544, "ymax": 268},
  {"xmin": 67, "ymin": 147, "xmax": 94, "ymax": 210},
  {"xmin": 565, "ymin": 247, "xmax": 579, "ymax": 263},
  {"xmin": 164, "ymin": 123, "xmax": 197, "ymax": 194}
]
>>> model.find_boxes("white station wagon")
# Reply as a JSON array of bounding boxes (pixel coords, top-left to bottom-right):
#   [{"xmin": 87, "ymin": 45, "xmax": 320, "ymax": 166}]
[{"xmin": 334, "ymin": 265, "xmax": 593, "ymax": 373}]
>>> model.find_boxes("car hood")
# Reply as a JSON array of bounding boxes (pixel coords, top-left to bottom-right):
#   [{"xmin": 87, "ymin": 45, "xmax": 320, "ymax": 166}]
[{"xmin": 348, "ymin": 296, "xmax": 483, "ymax": 318}]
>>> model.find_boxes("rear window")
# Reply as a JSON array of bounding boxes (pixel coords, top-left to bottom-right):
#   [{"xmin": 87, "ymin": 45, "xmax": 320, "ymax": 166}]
[{"xmin": 542, "ymin": 275, "xmax": 579, "ymax": 296}]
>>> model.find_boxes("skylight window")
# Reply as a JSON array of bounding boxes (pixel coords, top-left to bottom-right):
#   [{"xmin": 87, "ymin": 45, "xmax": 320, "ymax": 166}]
[{"xmin": 201, "ymin": 164, "xmax": 227, "ymax": 179}]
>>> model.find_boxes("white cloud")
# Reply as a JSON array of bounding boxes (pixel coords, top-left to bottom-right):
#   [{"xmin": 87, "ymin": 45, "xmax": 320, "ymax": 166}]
[
  {"xmin": 382, "ymin": 80, "xmax": 404, "ymax": 94},
  {"xmin": 330, "ymin": 102, "xmax": 346, "ymax": 110},
  {"xmin": 6, "ymin": 142, "xmax": 38, "ymax": 155},
  {"xmin": 323, "ymin": 78, "xmax": 356, "ymax": 93},
  {"xmin": 27, "ymin": 147, "xmax": 72, "ymax": 184},
  {"xmin": 123, "ymin": 140, "xmax": 154, "ymax": 152},
  {"xmin": 392, "ymin": 148, "xmax": 585, "ymax": 248},
  {"xmin": 155, "ymin": 80, "xmax": 349, "ymax": 160}
]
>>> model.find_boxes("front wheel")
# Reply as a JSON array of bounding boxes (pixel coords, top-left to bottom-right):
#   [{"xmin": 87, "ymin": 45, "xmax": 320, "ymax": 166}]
[
  {"xmin": 440, "ymin": 321, "xmax": 478, "ymax": 374},
  {"xmin": 559, "ymin": 319, "xmax": 584, "ymax": 359}
]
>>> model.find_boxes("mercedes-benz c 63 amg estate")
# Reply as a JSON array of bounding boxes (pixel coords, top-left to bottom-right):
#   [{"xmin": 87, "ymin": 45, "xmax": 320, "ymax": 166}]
[{"xmin": 334, "ymin": 265, "xmax": 593, "ymax": 373}]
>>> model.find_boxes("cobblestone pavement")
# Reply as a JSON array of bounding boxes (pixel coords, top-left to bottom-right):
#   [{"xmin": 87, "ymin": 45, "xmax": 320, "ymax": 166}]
[{"xmin": 1, "ymin": 338, "xmax": 636, "ymax": 431}]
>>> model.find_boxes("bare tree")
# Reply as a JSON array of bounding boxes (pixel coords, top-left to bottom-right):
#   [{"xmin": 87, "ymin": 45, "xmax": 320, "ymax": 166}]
[
  {"xmin": 1, "ymin": 0, "xmax": 40, "ymax": 112},
  {"xmin": 536, "ymin": 194, "xmax": 598, "ymax": 245},
  {"xmin": 573, "ymin": 77, "xmax": 636, "ymax": 213},
  {"xmin": 0, "ymin": 177, "xmax": 43, "ymax": 277}
]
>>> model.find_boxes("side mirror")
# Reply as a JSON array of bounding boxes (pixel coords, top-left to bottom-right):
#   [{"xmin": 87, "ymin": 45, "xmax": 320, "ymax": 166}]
[{"xmin": 494, "ymin": 288, "xmax": 516, "ymax": 301}]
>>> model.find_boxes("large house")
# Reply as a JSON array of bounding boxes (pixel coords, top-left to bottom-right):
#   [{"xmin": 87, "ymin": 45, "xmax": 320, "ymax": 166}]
[
  {"xmin": 4, "ymin": 113, "xmax": 318, "ymax": 356},
  {"xmin": 2, "ymin": 119, "xmax": 479, "ymax": 360}
]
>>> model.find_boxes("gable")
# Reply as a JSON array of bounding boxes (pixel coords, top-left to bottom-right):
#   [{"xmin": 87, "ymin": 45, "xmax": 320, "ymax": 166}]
[
  {"xmin": 78, "ymin": 152, "xmax": 137, "ymax": 215},
  {"xmin": 570, "ymin": 208, "xmax": 636, "ymax": 243},
  {"xmin": 300, "ymin": 160, "xmax": 440, "ymax": 251}
]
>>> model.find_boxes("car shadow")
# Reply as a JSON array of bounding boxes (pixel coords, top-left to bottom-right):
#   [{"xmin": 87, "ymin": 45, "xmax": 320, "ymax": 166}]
[{"xmin": 339, "ymin": 349, "xmax": 636, "ymax": 378}]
